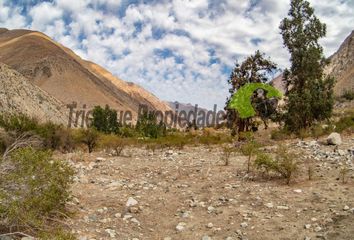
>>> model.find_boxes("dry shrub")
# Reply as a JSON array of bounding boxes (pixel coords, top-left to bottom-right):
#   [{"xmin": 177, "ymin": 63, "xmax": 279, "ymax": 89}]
[
  {"xmin": 0, "ymin": 148, "xmax": 74, "ymax": 236},
  {"xmin": 221, "ymin": 146, "xmax": 235, "ymax": 166},
  {"xmin": 100, "ymin": 134, "xmax": 130, "ymax": 156}
]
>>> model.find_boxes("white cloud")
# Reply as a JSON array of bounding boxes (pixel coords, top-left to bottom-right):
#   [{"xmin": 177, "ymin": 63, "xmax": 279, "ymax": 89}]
[
  {"xmin": 29, "ymin": 2, "xmax": 63, "ymax": 31},
  {"xmin": 0, "ymin": 0, "xmax": 353, "ymax": 109}
]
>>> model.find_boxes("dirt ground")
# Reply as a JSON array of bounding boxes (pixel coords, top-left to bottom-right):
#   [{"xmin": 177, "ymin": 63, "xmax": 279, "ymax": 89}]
[{"xmin": 65, "ymin": 134, "xmax": 354, "ymax": 240}]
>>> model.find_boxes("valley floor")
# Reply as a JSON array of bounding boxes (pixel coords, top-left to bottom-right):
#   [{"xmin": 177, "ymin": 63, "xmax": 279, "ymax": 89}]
[{"xmin": 65, "ymin": 134, "xmax": 354, "ymax": 240}]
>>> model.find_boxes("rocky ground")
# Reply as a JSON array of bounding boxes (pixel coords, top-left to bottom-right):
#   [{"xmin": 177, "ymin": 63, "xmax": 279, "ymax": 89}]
[{"xmin": 65, "ymin": 134, "xmax": 354, "ymax": 240}]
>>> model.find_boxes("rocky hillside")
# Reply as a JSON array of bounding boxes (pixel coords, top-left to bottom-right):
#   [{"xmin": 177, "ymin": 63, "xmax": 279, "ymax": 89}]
[
  {"xmin": 272, "ymin": 30, "xmax": 354, "ymax": 96},
  {"xmin": 0, "ymin": 28, "xmax": 171, "ymax": 119},
  {"xmin": 0, "ymin": 63, "xmax": 68, "ymax": 124},
  {"xmin": 325, "ymin": 30, "xmax": 354, "ymax": 96}
]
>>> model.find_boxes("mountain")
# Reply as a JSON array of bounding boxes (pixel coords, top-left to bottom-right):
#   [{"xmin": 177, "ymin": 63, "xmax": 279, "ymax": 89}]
[
  {"xmin": 272, "ymin": 30, "xmax": 354, "ymax": 96},
  {"xmin": 325, "ymin": 30, "xmax": 354, "ymax": 96},
  {"xmin": 167, "ymin": 101, "xmax": 209, "ymax": 114},
  {"xmin": 0, "ymin": 28, "xmax": 171, "ymax": 121},
  {"xmin": 0, "ymin": 63, "xmax": 68, "ymax": 124}
]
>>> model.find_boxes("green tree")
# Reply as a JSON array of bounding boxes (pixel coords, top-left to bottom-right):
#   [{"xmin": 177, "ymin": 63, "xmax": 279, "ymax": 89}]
[
  {"xmin": 92, "ymin": 105, "xmax": 120, "ymax": 134},
  {"xmin": 136, "ymin": 112, "xmax": 166, "ymax": 138},
  {"xmin": 280, "ymin": 0, "xmax": 335, "ymax": 132},
  {"xmin": 226, "ymin": 50, "xmax": 277, "ymax": 135}
]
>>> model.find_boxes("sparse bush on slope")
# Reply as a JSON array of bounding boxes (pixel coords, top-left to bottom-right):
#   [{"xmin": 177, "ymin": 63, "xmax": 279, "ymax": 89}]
[{"xmin": 0, "ymin": 148, "xmax": 74, "ymax": 237}]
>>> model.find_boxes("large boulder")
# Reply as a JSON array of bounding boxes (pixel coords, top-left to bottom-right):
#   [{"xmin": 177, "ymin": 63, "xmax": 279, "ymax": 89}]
[{"xmin": 327, "ymin": 132, "xmax": 342, "ymax": 145}]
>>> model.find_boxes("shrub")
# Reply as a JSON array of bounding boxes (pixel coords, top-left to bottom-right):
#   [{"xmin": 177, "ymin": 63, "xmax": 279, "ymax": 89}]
[
  {"xmin": 270, "ymin": 128, "xmax": 291, "ymax": 141},
  {"xmin": 240, "ymin": 139, "xmax": 259, "ymax": 173},
  {"xmin": 255, "ymin": 152, "xmax": 277, "ymax": 176},
  {"xmin": 341, "ymin": 90, "xmax": 354, "ymax": 101},
  {"xmin": 136, "ymin": 112, "xmax": 166, "ymax": 138},
  {"xmin": 100, "ymin": 134, "xmax": 129, "ymax": 156},
  {"xmin": 77, "ymin": 128, "xmax": 100, "ymax": 153},
  {"xmin": 119, "ymin": 125, "xmax": 138, "ymax": 138},
  {"xmin": 0, "ymin": 114, "xmax": 76, "ymax": 152},
  {"xmin": 274, "ymin": 146, "xmax": 298, "ymax": 185},
  {"xmin": 339, "ymin": 166, "xmax": 350, "ymax": 184},
  {"xmin": 221, "ymin": 146, "xmax": 235, "ymax": 166},
  {"xmin": 0, "ymin": 148, "xmax": 74, "ymax": 234},
  {"xmin": 335, "ymin": 112, "xmax": 354, "ymax": 133},
  {"xmin": 0, "ymin": 114, "xmax": 39, "ymax": 134},
  {"xmin": 36, "ymin": 122, "xmax": 62, "ymax": 150}
]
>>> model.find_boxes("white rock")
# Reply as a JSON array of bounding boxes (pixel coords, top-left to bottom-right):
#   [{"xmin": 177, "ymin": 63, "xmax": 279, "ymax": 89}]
[
  {"xmin": 207, "ymin": 206, "xmax": 215, "ymax": 213},
  {"xmin": 126, "ymin": 197, "xmax": 138, "ymax": 207},
  {"xmin": 327, "ymin": 132, "xmax": 342, "ymax": 145},
  {"xmin": 304, "ymin": 224, "xmax": 311, "ymax": 229},
  {"xmin": 265, "ymin": 202, "xmax": 274, "ymax": 208},
  {"xmin": 105, "ymin": 229, "xmax": 116, "ymax": 238},
  {"xmin": 314, "ymin": 226, "xmax": 322, "ymax": 232},
  {"xmin": 343, "ymin": 205, "xmax": 350, "ymax": 211},
  {"xmin": 123, "ymin": 214, "xmax": 133, "ymax": 220},
  {"xmin": 240, "ymin": 222, "xmax": 248, "ymax": 228},
  {"xmin": 293, "ymin": 189, "xmax": 302, "ymax": 193},
  {"xmin": 131, "ymin": 218, "xmax": 141, "ymax": 226},
  {"xmin": 206, "ymin": 222, "xmax": 214, "ymax": 228},
  {"xmin": 202, "ymin": 236, "xmax": 212, "ymax": 240},
  {"xmin": 176, "ymin": 222, "xmax": 187, "ymax": 232},
  {"xmin": 96, "ymin": 157, "xmax": 106, "ymax": 162},
  {"xmin": 277, "ymin": 205, "xmax": 289, "ymax": 210}
]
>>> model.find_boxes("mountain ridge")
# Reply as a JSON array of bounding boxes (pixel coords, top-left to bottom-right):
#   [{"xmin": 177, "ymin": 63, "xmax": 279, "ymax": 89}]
[{"xmin": 0, "ymin": 28, "xmax": 172, "ymax": 121}]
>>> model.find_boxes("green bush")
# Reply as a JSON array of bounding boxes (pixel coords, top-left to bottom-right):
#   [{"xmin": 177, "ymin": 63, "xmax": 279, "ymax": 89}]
[
  {"xmin": 335, "ymin": 112, "xmax": 354, "ymax": 133},
  {"xmin": 0, "ymin": 148, "xmax": 74, "ymax": 234},
  {"xmin": 0, "ymin": 114, "xmax": 39, "ymax": 134},
  {"xmin": 270, "ymin": 129, "xmax": 291, "ymax": 141},
  {"xmin": 136, "ymin": 112, "xmax": 166, "ymax": 138},
  {"xmin": 77, "ymin": 128, "xmax": 100, "ymax": 153},
  {"xmin": 92, "ymin": 105, "xmax": 120, "ymax": 134},
  {"xmin": 0, "ymin": 114, "xmax": 77, "ymax": 152},
  {"xmin": 341, "ymin": 90, "xmax": 354, "ymax": 101},
  {"xmin": 240, "ymin": 139, "xmax": 260, "ymax": 173},
  {"xmin": 274, "ymin": 146, "xmax": 298, "ymax": 185},
  {"xmin": 255, "ymin": 152, "xmax": 277, "ymax": 176},
  {"xmin": 100, "ymin": 134, "xmax": 131, "ymax": 156}
]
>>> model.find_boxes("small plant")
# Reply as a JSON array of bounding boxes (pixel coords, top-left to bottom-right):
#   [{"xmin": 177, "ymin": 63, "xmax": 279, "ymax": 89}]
[
  {"xmin": 77, "ymin": 128, "xmax": 100, "ymax": 153},
  {"xmin": 339, "ymin": 166, "xmax": 350, "ymax": 184},
  {"xmin": 298, "ymin": 128, "xmax": 310, "ymax": 140},
  {"xmin": 270, "ymin": 128, "xmax": 291, "ymax": 141},
  {"xmin": 335, "ymin": 112, "xmax": 354, "ymax": 133},
  {"xmin": 274, "ymin": 146, "xmax": 298, "ymax": 185},
  {"xmin": 305, "ymin": 159, "xmax": 315, "ymax": 181},
  {"xmin": 341, "ymin": 90, "xmax": 354, "ymax": 101},
  {"xmin": 0, "ymin": 148, "xmax": 74, "ymax": 235},
  {"xmin": 255, "ymin": 152, "xmax": 277, "ymax": 177},
  {"xmin": 100, "ymin": 135, "xmax": 129, "ymax": 156},
  {"xmin": 240, "ymin": 139, "xmax": 259, "ymax": 173},
  {"xmin": 221, "ymin": 146, "xmax": 234, "ymax": 166},
  {"xmin": 311, "ymin": 124, "xmax": 324, "ymax": 140}
]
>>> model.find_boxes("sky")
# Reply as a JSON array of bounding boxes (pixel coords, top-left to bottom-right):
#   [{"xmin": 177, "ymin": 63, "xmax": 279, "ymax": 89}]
[{"xmin": 0, "ymin": 0, "xmax": 353, "ymax": 109}]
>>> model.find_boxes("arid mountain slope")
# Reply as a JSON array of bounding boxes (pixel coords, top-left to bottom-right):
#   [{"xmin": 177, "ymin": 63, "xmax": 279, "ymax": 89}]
[
  {"xmin": 272, "ymin": 30, "xmax": 354, "ymax": 96},
  {"xmin": 0, "ymin": 63, "xmax": 68, "ymax": 124},
  {"xmin": 0, "ymin": 28, "xmax": 171, "ymax": 118},
  {"xmin": 325, "ymin": 30, "xmax": 354, "ymax": 95}
]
